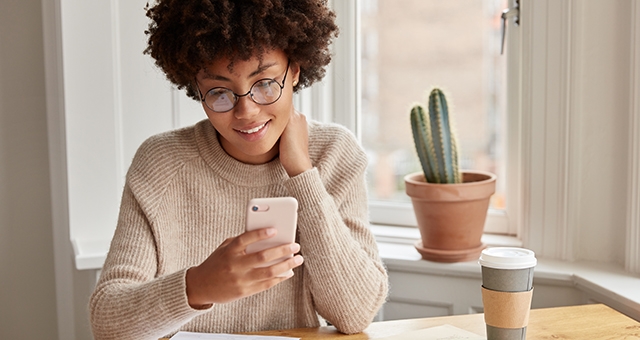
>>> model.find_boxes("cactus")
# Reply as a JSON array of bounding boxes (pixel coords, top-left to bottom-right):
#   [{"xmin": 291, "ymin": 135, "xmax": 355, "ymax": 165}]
[{"xmin": 410, "ymin": 88, "xmax": 462, "ymax": 184}]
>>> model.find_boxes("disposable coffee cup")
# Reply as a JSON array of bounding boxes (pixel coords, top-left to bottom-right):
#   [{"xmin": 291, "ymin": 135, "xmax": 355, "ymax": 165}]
[{"xmin": 479, "ymin": 247, "xmax": 536, "ymax": 340}]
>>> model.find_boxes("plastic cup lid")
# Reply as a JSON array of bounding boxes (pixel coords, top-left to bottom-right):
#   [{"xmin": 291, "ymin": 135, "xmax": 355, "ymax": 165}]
[{"xmin": 478, "ymin": 247, "xmax": 537, "ymax": 270}]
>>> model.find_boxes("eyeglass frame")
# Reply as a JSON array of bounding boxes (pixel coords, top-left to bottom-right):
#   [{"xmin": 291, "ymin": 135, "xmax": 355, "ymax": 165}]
[{"xmin": 196, "ymin": 60, "xmax": 291, "ymax": 113}]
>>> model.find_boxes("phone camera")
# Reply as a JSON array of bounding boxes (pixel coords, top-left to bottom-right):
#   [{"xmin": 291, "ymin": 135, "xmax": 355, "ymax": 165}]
[{"xmin": 251, "ymin": 206, "xmax": 259, "ymax": 212}]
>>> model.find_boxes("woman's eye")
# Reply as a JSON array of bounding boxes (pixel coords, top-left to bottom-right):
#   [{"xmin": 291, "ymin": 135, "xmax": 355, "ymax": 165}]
[
  {"xmin": 210, "ymin": 88, "xmax": 229, "ymax": 96},
  {"xmin": 255, "ymin": 80, "xmax": 274, "ymax": 89}
]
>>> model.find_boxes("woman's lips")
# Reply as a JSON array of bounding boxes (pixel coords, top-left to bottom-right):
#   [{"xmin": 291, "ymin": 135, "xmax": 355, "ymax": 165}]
[
  {"xmin": 237, "ymin": 121, "xmax": 268, "ymax": 134},
  {"xmin": 235, "ymin": 120, "xmax": 270, "ymax": 142}
]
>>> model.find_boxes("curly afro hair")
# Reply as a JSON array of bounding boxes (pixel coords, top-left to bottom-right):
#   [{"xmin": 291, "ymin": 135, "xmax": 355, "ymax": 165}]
[{"xmin": 144, "ymin": 0, "xmax": 339, "ymax": 100}]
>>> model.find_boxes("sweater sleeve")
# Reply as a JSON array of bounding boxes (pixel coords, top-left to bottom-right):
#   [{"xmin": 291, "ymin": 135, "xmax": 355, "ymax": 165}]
[
  {"xmin": 282, "ymin": 131, "xmax": 389, "ymax": 334},
  {"xmin": 89, "ymin": 184, "xmax": 210, "ymax": 340}
]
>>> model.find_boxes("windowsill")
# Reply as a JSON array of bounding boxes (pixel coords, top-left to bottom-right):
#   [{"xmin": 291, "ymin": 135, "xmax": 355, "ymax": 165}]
[
  {"xmin": 71, "ymin": 226, "xmax": 522, "ymax": 270},
  {"xmin": 370, "ymin": 225, "xmax": 522, "ymax": 248},
  {"xmin": 71, "ymin": 226, "xmax": 640, "ymax": 321},
  {"xmin": 71, "ymin": 238, "xmax": 111, "ymax": 270},
  {"xmin": 373, "ymin": 225, "xmax": 640, "ymax": 321}
]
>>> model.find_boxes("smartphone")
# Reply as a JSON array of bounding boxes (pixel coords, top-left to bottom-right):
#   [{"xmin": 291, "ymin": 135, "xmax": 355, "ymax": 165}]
[{"xmin": 245, "ymin": 197, "xmax": 298, "ymax": 272}]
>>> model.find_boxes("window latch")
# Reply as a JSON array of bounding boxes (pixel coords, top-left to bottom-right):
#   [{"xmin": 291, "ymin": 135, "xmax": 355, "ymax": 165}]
[{"xmin": 501, "ymin": 0, "xmax": 520, "ymax": 55}]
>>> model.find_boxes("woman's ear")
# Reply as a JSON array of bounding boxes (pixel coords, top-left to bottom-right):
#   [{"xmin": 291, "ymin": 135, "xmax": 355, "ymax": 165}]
[{"xmin": 290, "ymin": 61, "xmax": 301, "ymax": 87}]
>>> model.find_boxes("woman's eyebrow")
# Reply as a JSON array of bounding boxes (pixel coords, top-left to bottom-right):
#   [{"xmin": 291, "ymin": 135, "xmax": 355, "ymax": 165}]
[
  {"xmin": 201, "ymin": 61, "xmax": 279, "ymax": 81},
  {"xmin": 201, "ymin": 72, "xmax": 230, "ymax": 81},
  {"xmin": 248, "ymin": 62, "xmax": 277, "ymax": 78}
]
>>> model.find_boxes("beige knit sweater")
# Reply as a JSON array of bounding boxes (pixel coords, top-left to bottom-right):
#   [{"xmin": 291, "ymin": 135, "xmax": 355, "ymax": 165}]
[{"xmin": 89, "ymin": 119, "xmax": 389, "ymax": 340}]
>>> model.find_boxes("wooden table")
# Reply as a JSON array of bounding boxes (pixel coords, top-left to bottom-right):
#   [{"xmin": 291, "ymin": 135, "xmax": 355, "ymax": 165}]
[
  {"xmin": 244, "ymin": 304, "xmax": 640, "ymax": 339},
  {"xmin": 165, "ymin": 304, "xmax": 640, "ymax": 339}
]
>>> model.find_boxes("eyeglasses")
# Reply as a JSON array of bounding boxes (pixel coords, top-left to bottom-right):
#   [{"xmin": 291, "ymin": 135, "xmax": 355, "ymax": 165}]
[{"xmin": 198, "ymin": 60, "xmax": 290, "ymax": 113}]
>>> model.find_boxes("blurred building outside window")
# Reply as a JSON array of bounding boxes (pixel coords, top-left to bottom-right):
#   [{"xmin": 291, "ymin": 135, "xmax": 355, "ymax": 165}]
[{"xmin": 360, "ymin": 0, "xmax": 509, "ymax": 232}]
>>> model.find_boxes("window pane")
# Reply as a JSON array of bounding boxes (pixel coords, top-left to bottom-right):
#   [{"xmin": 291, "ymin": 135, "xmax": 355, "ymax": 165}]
[{"xmin": 361, "ymin": 0, "xmax": 507, "ymax": 210}]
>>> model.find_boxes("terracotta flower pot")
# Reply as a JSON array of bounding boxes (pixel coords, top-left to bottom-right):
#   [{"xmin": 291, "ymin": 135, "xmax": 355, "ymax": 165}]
[{"xmin": 404, "ymin": 170, "xmax": 497, "ymax": 263}]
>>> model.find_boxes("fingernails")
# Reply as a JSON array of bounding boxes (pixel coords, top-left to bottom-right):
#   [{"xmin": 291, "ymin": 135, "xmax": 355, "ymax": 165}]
[
  {"xmin": 293, "ymin": 255, "xmax": 304, "ymax": 265},
  {"xmin": 290, "ymin": 243, "xmax": 301, "ymax": 252},
  {"xmin": 265, "ymin": 228, "xmax": 276, "ymax": 236}
]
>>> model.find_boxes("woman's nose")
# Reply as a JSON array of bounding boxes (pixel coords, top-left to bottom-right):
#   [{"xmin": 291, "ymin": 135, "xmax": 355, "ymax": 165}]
[{"xmin": 233, "ymin": 95, "xmax": 261, "ymax": 119}]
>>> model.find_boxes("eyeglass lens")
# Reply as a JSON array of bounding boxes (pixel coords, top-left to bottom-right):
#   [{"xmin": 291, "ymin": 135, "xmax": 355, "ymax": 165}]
[{"xmin": 205, "ymin": 79, "xmax": 283, "ymax": 112}]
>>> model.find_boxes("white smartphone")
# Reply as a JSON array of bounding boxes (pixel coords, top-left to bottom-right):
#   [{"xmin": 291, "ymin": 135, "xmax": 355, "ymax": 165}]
[{"xmin": 245, "ymin": 197, "xmax": 298, "ymax": 273}]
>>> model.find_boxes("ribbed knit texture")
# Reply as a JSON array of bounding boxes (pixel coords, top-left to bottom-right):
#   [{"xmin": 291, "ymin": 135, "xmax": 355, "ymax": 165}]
[{"xmin": 89, "ymin": 119, "xmax": 389, "ymax": 340}]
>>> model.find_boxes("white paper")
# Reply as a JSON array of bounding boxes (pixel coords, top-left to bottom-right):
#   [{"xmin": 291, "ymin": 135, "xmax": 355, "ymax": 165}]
[
  {"xmin": 376, "ymin": 324, "xmax": 485, "ymax": 340},
  {"xmin": 170, "ymin": 332, "xmax": 299, "ymax": 340}
]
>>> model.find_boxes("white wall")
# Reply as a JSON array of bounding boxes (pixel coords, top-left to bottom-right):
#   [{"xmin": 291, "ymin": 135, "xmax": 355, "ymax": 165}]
[{"xmin": 0, "ymin": 0, "xmax": 59, "ymax": 338}]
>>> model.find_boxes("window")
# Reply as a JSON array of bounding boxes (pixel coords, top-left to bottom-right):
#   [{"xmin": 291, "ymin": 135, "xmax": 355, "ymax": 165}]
[
  {"xmin": 42, "ymin": 0, "xmax": 638, "ymax": 283},
  {"xmin": 354, "ymin": 0, "xmax": 512, "ymax": 233}
]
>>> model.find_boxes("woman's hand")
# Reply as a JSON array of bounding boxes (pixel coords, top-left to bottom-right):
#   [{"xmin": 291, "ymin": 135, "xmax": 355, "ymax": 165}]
[
  {"xmin": 279, "ymin": 109, "xmax": 312, "ymax": 177},
  {"xmin": 185, "ymin": 227, "xmax": 304, "ymax": 308}
]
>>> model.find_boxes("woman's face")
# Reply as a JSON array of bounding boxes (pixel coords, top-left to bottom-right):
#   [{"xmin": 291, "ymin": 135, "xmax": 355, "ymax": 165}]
[{"xmin": 195, "ymin": 49, "xmax": 300, "ymax": 164}]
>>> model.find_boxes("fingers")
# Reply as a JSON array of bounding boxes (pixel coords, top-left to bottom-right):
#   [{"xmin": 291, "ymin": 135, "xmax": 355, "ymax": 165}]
[
  {"xmin": 242, "ymin": 268, "xmax": 296, "ymax": 296},
  {"xmin": 246, "ymin": 241, "xmax": 299, "ymax": 265},
  {"xmin": 225, "ymin": 229, "xmax": 302, "ymax": 275},
  {"xmin": 231, "ymin": 237, "xmax": 304, "ymax": 281},
  {"xmin": 228, "ymin": 253, "xmax": 304, "ymax": 298},
  {"xmin": 251, "ymin": 253, "xmax": 304, "ymax": 280},
  {"xmin": 186, "ymin": 230, "xmax": 303, "ymax": 305},
  {"xmin": 230, "ymin": 227, "xmax": 277, "ymax": 251},
  {"xmin": 250, "ymin": 242, "xmax": 299, "ymax": 260}
]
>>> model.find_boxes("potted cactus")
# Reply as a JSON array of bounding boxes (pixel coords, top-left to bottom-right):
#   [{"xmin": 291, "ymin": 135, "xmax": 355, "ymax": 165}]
[{"xmin": 405, "ymin": 87, "xmax": 496, "ymax": 263}]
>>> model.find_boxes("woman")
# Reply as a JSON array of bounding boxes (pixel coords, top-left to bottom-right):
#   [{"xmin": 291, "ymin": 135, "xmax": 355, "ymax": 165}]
[{"xmin": 89, "ymin": 1, "xmax": 389, "ymax": 339}]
